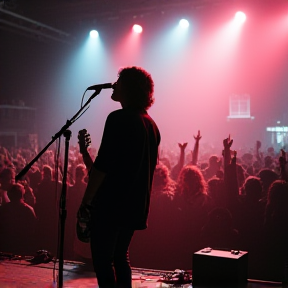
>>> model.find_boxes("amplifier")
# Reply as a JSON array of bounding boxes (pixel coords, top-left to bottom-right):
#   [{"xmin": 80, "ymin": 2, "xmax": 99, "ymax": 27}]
[{"xmin": 192, "ymin": 248, "xmax": 248, "ymax": 286}]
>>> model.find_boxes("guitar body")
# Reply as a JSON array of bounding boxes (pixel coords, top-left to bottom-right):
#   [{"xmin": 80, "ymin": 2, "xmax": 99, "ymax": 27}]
[{"xmin": 76, "ymin": 206, "xmax": 91, "ymax": 243}]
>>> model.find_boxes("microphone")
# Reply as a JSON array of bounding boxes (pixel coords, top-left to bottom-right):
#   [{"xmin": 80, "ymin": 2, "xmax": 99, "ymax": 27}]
[{"xmin": 87, "ymin": 83, "xmax": 113, "ymax": 90}]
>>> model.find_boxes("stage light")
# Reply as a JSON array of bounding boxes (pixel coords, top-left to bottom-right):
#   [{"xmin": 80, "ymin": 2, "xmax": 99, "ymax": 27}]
[
  {"xmin": 89, "ymin": 30, "xmax": 99, "ymax": 38},
  {"xmin": 234, "ymin": 12, "xmax": 246, "ymax": 24},
  {"xmin": 133, "ymin": 24, "xmax": 143, "ymax": 33},
  {"xmin": 179, "ymin": 19, "xmax": 189, "ymax": 28}
]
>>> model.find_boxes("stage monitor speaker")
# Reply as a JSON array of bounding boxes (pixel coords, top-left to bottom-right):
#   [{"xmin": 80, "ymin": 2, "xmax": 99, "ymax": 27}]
[{"xmin": 192, "ymin": 248, "xmax": 248, "ymax": 287}]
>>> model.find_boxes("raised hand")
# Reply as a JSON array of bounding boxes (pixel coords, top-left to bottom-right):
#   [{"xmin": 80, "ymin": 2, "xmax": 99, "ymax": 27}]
[
  {"xmin": 178, "ymin": 142, "xmax": 188, "ymax": 150},
  {"xmin": 191, "ymin": 130, "xmax": 201, "ymax": 165},
  {"xmin": 279, "ymin": 149, "xmax": 287, "ymax": 165},
  {"xmin": 223, "ymin": 135, "xmax": 233, "ymax": 169},
  {"xmin": 193, "ymin": 130, "xmax": 202, "ymax": 141},
  {"xmin": 256, "ymin": 140, "xmax": 261, "ymax": 150},
  {"xmin": 170, "ymin": 142, "xmax": 188, "ymax": 180},
  {"xmin": 78, "ymin": 129, "xmax": 93, "ymax": 171},
  {"xmin": 78, "ymin": 129, "xmax": 91, "ymax": 154},
  {"xmin": 223, "ymin": 135, "xmax": 233, "ymax": 149}
]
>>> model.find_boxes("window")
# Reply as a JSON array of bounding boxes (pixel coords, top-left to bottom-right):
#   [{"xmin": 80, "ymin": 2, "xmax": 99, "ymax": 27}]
[{"xmin": 228, "ymin": 94, "xmax": 251, "ymax": 119}]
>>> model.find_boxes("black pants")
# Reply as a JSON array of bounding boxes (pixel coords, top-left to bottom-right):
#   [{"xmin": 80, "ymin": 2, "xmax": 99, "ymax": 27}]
[{"xmin": 90, "ymin": 220, "xmax": 134, "ymax": 288}]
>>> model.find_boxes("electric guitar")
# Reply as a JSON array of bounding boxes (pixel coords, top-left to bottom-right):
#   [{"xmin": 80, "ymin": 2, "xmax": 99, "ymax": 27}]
[
  {"xmin": 76, "ymin": 129, "xmax": 92, "ymax": 243},
  {"xmin": 76, "ymin": 203, "xmax": 91, "ymax": 243}
]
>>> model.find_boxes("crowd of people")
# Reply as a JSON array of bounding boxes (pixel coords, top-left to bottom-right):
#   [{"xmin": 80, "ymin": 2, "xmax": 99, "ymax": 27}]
[
  {"xmin": 0, "ymin": 132, "xmax": 287, "ymax": 282},
  {"xmin": 0, "ymin": 144, "xmax": 92, "ymax": 260}
]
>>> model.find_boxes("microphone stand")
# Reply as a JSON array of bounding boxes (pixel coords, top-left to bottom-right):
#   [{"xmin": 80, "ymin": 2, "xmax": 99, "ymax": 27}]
[
  {"xmin": 58, "ymin": 129, "xmax": 71, "ymax": 288},
  {"xmin": 15, "ymin": 89, "xmax": 101, "ymax": 288}
]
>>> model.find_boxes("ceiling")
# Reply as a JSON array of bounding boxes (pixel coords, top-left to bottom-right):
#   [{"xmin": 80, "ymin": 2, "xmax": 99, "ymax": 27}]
[
  {"xmin": 3, "ymin": 0, "xmax": 234, "ymax": 27},
  {"xmin": 0, "ymin": 0, "xmax": 284, "ymax": 44}
]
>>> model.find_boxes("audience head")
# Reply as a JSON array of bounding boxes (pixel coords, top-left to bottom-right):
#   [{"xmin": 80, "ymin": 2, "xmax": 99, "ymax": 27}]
[
  {"xmin": 177, "ymin": 165, "xmax": 207, "ymax": 200},
  {"xmin": 7, "ymin": 183, "xmax": 25, "ymax": 202},
  {"xmin": 265, "ymin": 180, "xmax": 288, "ymax": 226},
  {"xmin": 159, "ymin": 157, "xmax": 171, "ymax": 171},
  {"xmin": 241, "ymin": 176, "xmax": 262, "ymax": 202},
  {"xmin": 266, "ymin": 180, "xmax": 288, "ymax": 209},
  {"xmin": 75, "ymin": 164, "xmax": 86, "ymax": 180},
  {"xmin": 264, "ymin": 155, "xmax": 274, "ymax": 169},
  {"xmin": 153, "ymin": 164, "xmax": 169, "ymax": 191},
  {"xmin": 257, "ymin": 168, "xmax": 279, "ymax": 196},
  {"xmin": 0, "ymin": 167, "xmax": 15, "ymax": 191},
  {"xmin": 241, "ymin": 153, "xmax": 254, "ymax": 166},
  {"xmin": 208, "ymin": 155, "xmax": 221, "ymax": 169},
  {"xmin": 152, "ymin": 164, "xmax": 175, "ymax": 196},
  {"xmin": 267, "ymin": 146, "xmax": 275, "ymax": 156},
  {"xmin": 246, "ymin": 165, "xmax": 254, "ymax": 176},
  {"xmin": 42, "ymin": 165, "xmax": 53, "ymax": 181}
]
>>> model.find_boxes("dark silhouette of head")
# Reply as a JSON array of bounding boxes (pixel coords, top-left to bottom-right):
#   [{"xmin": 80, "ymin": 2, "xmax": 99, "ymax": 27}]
[
  {"xmin": 242, "ymin": 176, "xmax": 262, "ymax": 202},
  {"xmin": 257, "ymin": 168, "xmax": 279, "ymax": 196},
  {"xmin": 0, "ymin": 167, "xmax": 15, "ymax": 191},
  {"xmin": 75, "ymin": 164, "xmax": 86, "ymax": 181},
  {"xmin": 116, "ymin": 66, "xmax": 154, "ymax": 110},
  {"xmin": 266, "ymin": 180, "xmax": 288, "ymax": 209},
  {"xmin": 7, "ymin": 183, "xmax": 25, "ymax": 202},
  {"xmin": 208, "ymin": 155, "xmax": 221, "ymax": 169},
  {"xmin": 42, "ymin": 165, "xmax": 53, "ymax": 181},
  {"xmin": 241, "ymin": 153, "xmax": 254, "ymax": 166},
  {"xmin": 265, "ymin": 180, "xmax": 288, "ymax": 227}
]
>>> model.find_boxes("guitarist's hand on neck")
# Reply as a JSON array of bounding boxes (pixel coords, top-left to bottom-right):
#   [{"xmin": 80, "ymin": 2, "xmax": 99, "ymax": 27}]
[
  {"xmin": 78, "ymin": 129, "xmax": 106, "ymax": 207},
  {"xmin": 78, "ymin": 129, "xmax": 93, "ymax": 171}
]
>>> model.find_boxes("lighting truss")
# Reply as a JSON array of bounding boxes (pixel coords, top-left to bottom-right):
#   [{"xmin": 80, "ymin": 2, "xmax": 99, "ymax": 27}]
[{"xmin": 0, "ymin": 7, "xmax": 73, "ymax": 45}]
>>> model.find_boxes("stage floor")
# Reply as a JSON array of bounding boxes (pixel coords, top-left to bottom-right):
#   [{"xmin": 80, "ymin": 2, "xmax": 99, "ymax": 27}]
[
  {"xmin": 0, "ymin": 258, "xmax": 284, "ymax": 288},
  {"xmin": 0, "ymin": 259, "xmax": 179, "ymax": 288}
]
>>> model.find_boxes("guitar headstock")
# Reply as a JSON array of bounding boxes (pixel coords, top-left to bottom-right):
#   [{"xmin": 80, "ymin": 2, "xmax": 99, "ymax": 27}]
[{"xmin": 78, "ymin": 129, "xmax": 91, "ymax": 154}]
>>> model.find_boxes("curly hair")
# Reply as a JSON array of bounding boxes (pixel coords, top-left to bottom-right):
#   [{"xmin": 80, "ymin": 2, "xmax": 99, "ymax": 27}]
[
  {"xmin": 118, "ymin": 66, "xmax": 154, "ymax": 110},
  {"xmin": 152, "ymin": 164, "xmax": 176, "ymax": 198},
  {"xmin": 42, "ymin": 165, "xmax": 53, "ymax": 180},
  {"xmin": 177, "ymin": 165, "xmax": 207, "ymax": 200}
]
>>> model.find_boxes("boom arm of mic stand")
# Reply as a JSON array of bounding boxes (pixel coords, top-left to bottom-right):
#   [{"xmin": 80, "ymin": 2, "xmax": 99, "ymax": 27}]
[{"xmin": 15, "ymin": 90, "xmax": 100, "ymax": 182}]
